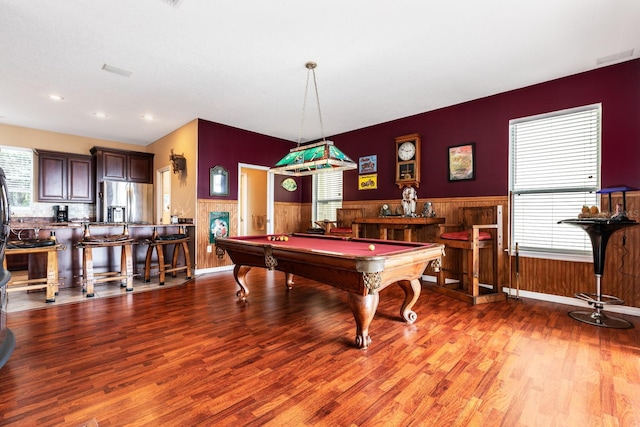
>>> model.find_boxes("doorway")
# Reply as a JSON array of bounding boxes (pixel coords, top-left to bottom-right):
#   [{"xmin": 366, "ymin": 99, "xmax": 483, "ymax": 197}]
[
  {"xmin": 157, "ymin": 166, "xmax": 172, "ymax": 224},
  {"xmin": 238, "ymin": 163, "xmax": 273, "ymax": 235}
]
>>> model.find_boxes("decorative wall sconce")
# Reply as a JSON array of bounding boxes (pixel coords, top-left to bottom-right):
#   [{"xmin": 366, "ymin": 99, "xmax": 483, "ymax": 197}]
[{"xmin": 170, "ymin": 149, "xmax": 186, "ymax": 174}]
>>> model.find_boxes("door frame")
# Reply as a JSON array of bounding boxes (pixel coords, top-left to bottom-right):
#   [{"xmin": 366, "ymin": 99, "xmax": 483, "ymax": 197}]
[
  {"xmin": 237, "ymin": 163, "xmax": 273, "ymax": 235},
  {"xmin": 156, "ymin": 165, "xmax": 172, "ymax": 224}
]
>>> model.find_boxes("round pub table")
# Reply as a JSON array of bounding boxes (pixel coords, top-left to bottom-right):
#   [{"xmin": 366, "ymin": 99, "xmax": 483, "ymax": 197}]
[{"xmin": 559, "ymin": 218, "xmax": 639, "ymax": 328}]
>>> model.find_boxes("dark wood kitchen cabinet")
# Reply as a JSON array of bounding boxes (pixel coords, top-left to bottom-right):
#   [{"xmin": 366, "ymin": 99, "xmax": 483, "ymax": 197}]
[
  {"xmin": 37, "ymin": 150, "xmax": 94, "ymax": 203},
  {"xmin": 91, "ymin": 146, "xmax": 154, "ymax": 184}
]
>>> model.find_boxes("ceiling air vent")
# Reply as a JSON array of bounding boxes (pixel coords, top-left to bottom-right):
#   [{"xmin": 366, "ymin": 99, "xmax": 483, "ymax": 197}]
[{"xmin": 160, "ymin": 0, "xmax": 184, "ymax": 8}]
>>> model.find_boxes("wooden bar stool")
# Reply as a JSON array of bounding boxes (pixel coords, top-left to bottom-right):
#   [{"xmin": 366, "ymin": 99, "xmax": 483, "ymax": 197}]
[
  {"xmin": 4, "ymin": 232, "xmax": 65, "ymax": 303},
  {"xmin": 76, "ymin": 224, "xmax": 135, "ymax": 297},
  {"xmin": 144, "ymin": 226, "xmax": 192, "ymax": 285}
]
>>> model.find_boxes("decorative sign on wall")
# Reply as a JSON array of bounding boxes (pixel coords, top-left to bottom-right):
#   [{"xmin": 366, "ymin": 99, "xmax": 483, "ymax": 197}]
[
  {"xmin": 358, "ymin": 155, "xmax": 377, "ymax": 174},
  {"xmin": 448, "ymin": 142, "xmax": 476, "ymax": 181},
  {"xmin": 358, "ymin": 174, "xmax": 378, "ymax": 190},
  {"xmin": 281, "ymin": 177, "xmax": 298, "ymax": 192},
  {"xmin": 209, "ymin": 211, "xmax": 229, "ymax": 243}
]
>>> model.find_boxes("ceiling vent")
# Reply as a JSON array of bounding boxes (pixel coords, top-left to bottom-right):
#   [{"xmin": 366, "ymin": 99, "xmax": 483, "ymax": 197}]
[
  {"xmin": 596, "ymin": 49, "xmax": 634, "ymax": 65},
  {"xmin": 102, "ymin": 64, "xmax": 133, "ymax": 78},
  {"xmin": 160, "ymin": 0, "xmax": 185, "ymax": 8}
]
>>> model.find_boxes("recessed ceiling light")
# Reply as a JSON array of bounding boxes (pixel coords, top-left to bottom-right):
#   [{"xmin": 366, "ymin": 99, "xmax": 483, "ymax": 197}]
[
  {"xmin": 93, "ymin": 112, "xmax": 108, "ymax": 119},
  {"xmin": 142, "ymin": 114, "xmax": 155, "ymax": 121},
  {"xmin": 47, "ymin": 94, "xmax": 64, "ymax": 101}
]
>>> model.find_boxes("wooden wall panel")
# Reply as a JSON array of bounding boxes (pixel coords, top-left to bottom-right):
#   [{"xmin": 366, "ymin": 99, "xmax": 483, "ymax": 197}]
[
  {"xmin": 196, "ymin": 200, "xmax": 303, "ymax": 270},
  {"xmin": 273, "ymin": 202, "xmax": 303, "ymax": 234},
  {"xmin": 196, "ymin": 199, "xmax": 238, "ymax": 270},
  {"xmin": 198, "ymin": 192, "xmax": 640, "ymax": 308}
]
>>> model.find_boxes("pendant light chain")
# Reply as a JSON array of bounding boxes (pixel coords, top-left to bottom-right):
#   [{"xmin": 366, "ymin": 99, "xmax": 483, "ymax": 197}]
[
  {"xmin": 310, "ymin": 66, "xmax": 326, "ymax": 142},
  {"xmin": 297, "ymin": 61, "xmax": 326, "ymax": 146},
  {"xmin": 297, "ymin": 67, "xmax": 312, "ymax": 147}
]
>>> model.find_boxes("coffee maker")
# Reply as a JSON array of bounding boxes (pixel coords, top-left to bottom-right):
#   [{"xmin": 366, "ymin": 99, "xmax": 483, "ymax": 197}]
[{"xmin": 53, "ymin": 205, "xmax": 68, "ymax": 223}]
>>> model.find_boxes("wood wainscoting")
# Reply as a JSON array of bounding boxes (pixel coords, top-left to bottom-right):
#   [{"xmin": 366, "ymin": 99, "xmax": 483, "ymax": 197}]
[
  {"xmin": 196, "ymin": 200, "xmax": 304, "ymax": 271},
  {"xmin": 337, "ymin": 194, "xmax": 640, "ymax": 309},
  {"xmin": 198, "ymin": 192, "xmax": 640, "ymax": 308}
]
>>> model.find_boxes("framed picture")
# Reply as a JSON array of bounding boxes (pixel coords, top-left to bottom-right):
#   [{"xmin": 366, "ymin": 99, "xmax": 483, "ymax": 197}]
[
  {"xmin": 358, "ymin": 173, "xmax": 377, "ymax": 190},
  {"xmin": 448, "ymin": 143, "xmax": 475, "ymax": 181},
  {"xmin": 210, "ymin": 165, "xmax": 229, "ymax": 196},
  {"xmin": 358, "ymin": 155, "xmax": 377, "ymax": 174},
  {"xmin": 209, "ymin": 211, "xmax": 229, "ymax": 243}
]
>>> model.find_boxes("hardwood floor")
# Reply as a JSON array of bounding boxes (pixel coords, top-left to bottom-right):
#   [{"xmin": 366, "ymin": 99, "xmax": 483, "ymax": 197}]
[{"xmin": 1, "ymin": 269, "xmax": 639, "ymax": 426}]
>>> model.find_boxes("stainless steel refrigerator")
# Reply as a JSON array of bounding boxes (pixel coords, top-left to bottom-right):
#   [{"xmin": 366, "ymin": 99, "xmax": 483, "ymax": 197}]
[{"xmin": 100, "ymin": 180, "xmax": 154, "ymax": 224}]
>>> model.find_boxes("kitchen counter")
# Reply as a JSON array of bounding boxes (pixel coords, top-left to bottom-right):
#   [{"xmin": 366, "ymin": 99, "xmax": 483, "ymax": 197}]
[
  {"xmin": 10, "ymin": 221, "xmax": 194, "ymax": 229},
  {"xmin": 6, "ymin": 221, "xmax": 194, "ymax": 289}
]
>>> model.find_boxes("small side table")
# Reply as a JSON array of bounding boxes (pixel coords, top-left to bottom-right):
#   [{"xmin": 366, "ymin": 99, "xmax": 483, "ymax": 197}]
[{"xmin": 559, "ymin": 218, "xmax": 639, "ymax": 328}]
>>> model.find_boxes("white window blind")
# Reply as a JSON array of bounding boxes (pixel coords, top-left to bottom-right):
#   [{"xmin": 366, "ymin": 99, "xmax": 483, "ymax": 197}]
[
  {"xmin": 510, "ymin": 104, "xmax": 601, "ymax": 258},
  {"xmin": 0, "ymin": 146, "xmax": 33, "ymax": 210},
  {"xmin": 313, "ymin": 171, "xmax": 343, "ymax": 223}
]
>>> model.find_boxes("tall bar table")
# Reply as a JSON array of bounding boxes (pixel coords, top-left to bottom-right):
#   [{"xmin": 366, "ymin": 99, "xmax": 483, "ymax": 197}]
[{"xmin": 559, "ymin": 218, "xmax": 638, "ymax": 328}]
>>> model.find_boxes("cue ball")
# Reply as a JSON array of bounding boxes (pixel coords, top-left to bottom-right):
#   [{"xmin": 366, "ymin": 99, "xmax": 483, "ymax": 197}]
[{"xmin": 368, "ymin": 244, "xmax": 375, "ymax": 251}]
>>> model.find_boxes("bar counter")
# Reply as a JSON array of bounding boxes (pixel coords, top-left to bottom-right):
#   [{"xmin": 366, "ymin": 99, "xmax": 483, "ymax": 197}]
[{"xmin": 7, "ymin": 221, "xmax": 194, "ymax": 289}]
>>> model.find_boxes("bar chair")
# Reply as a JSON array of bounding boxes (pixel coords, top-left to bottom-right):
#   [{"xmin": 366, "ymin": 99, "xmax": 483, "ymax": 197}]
[
  {"xmin": 76, "ymin": 224, "xmax": 135, "ymax": 297},
  {"xmin": 329, "ymin": 208, "xmax": 364, "ymax": 238},
  {"xmin": 4, "ymin": 231, "xmax": 65, "ymax": 303},
  {"xmin": 144, "ymin": 226, "xmax": 192, "ymax": 285},
  {"xmin": 433, "ymin": 205, "xmax": 506, "ymax": 304}
]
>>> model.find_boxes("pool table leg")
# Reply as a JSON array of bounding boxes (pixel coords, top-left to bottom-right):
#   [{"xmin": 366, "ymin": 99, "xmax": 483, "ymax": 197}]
[
  {"xmin": 397, "ymin": 278, "xmax": 420, "ymax": 323},
  {"xmin": 284, "ymin": 272, "xmax": 294, "ymax": 290},
  {"xmin": 347, "ymin": 292, "xmax": 379, "ymax": 349},
  {"xmin": 233, "ymin": 264, "xmax": 252, "ymax": 300}
]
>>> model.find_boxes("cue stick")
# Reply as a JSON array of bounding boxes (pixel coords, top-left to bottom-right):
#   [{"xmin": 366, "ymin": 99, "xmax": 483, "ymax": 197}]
[{"xmin": 515, "ymin": 242, "xmax": 520, "ymax": 300}]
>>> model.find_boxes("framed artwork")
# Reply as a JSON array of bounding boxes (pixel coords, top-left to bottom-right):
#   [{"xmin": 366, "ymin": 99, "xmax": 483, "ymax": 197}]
[
  {"xmin": 358, "ymin": 174, "xmax": 378, "ymax": 190},
  {"xmin": 209, "ymin": 211, "xmax": 229, "ymax": 243},
  {"xmin": 358, "ymin": 155, "xmax": 377, "ymax": 174},
  {"xmin": 448, "ymin": 143, "xmax": 476, "ymax": 181},
  {"xmin": 210, "ymin": 165, "xmax": 229, "ymax": 196}
]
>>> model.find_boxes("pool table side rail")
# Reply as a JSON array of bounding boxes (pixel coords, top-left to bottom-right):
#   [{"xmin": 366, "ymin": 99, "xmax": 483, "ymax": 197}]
[{"xmin": 217, "ymin": 237, "xmax": 444, "ymax": 296}]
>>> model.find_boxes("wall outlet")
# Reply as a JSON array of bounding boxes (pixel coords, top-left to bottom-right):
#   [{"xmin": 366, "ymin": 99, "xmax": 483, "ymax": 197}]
[{"xmin": 207, "ymin": 245, "xmax": 212, "ymax": 253}]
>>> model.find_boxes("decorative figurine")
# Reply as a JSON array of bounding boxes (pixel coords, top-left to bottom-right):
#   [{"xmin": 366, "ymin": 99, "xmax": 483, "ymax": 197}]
[
  {"xmin": 401, "ymin": 186, "xmax": 417, "ymax": 217},
  {"xmin": 422, "ymin": 201, "xmax": 435, "ymax": 217}
]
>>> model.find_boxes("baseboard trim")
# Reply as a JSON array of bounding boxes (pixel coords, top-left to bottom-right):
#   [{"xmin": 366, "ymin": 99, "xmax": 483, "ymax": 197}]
[{"xmin": 421, "ymin": 274, "xmax": 640, "ymax": 318}]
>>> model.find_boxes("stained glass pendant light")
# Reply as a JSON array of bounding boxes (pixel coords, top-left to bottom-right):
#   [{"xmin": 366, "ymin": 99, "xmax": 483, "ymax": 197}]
[{"xmin": 270, "ymin": 62, "xmax": 356, "ymax": 176}]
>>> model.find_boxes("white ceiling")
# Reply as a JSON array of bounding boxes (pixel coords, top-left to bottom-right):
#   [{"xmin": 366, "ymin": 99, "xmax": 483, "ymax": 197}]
[{"xmin": 1, "ymin": 0, "xmax": 639, "ymax": 146}]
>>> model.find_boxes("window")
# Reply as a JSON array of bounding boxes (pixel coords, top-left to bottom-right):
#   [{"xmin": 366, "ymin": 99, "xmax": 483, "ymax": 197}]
[
  {"xmin": 0, "ymin": 146, "xmax": 33, "ymax": 211},
  {"xmin": 510, "ymin": 104, "xmax": 601, "ymax": 260},
  {"xmin": 313, "ymin": 171, "xmax": 343, "ymax": 222}
]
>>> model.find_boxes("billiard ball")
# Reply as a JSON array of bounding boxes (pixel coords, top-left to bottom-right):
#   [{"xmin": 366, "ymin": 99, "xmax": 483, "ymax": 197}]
[{"xmin": 368, "ymin": 244, "xmax": 375, "ymax": 251}]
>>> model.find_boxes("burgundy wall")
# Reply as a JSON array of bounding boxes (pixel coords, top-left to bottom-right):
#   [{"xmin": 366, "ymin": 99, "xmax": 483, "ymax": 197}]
[
  {"xmin": 197, "ymin": 119, "xmax": 301, "ymax": 203},
  {"xmin": 198, "ymin": 59, "xmax": 639, "ymax": 204},
  {"xmin": 327, "ymin": 58, "xmax": 639, "ymax": 202}
]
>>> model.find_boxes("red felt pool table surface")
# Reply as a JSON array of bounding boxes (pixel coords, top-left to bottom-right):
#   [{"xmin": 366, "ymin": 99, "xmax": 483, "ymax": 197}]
[
  {"xmin": 230, "ymin": 234, "xmax": 425, "ymax": 256},
  {"xmin": 216, "ymin": 233, "xmax": 444, "ymax": 349}
]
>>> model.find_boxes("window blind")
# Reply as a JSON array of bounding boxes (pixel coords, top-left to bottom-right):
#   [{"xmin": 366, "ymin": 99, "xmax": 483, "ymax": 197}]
[
  {"xmin": 0, "ymin": 146, "xmax": 33, "ymax": 209},
  {"xmin": 510, "ymin": 104, "xmax": 601, "ymax": 257},
  {"xmin": 313, "ymin": 171, "xmax": 343, "ymax": 222}
]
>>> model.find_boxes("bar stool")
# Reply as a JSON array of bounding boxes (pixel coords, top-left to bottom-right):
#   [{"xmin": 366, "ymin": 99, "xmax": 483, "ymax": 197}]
[
  {"xmin": 144, "ymin": 226, "xmax": 192, "ymax": 285},
  {"xmin": 76, "ymin": 224, "xmax": 135, "ymax": 297},
  {"xmin": 4, "ymin": 231, "xmax": 65, "ymax": 303}
]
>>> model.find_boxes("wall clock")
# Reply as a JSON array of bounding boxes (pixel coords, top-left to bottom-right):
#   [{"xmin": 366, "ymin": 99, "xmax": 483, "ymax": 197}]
[{"xmin": 395, "ymin": 133, "xmax": 421, "ymax": 188}]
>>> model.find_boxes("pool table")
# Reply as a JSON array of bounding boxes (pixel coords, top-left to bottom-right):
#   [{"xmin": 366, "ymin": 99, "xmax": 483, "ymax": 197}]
[{"xmin": 215, "ymin": 233, "xmax": 444, "ymax": 349}]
